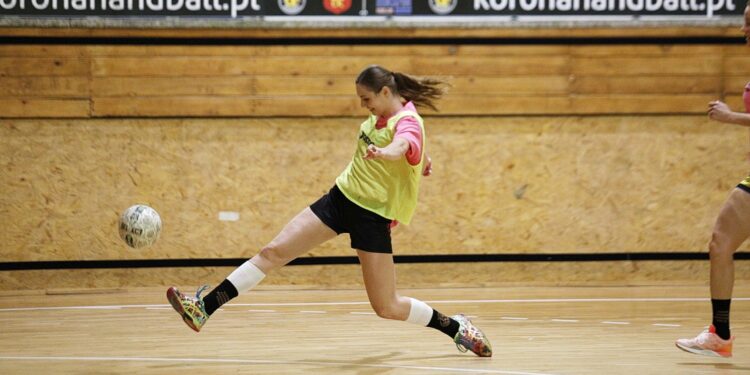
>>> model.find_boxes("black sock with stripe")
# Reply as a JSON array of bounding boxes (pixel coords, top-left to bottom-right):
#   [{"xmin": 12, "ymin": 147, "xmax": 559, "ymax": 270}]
[
  {"xmin": 426, "ymin": 310, "xmax": 460, "ymax": 338},
  {"xmin": 202, "ymin": 279, "xmax": 238, "ymax": 316},
  {"xmin": 711, "ymin": 298, "xmax": 731, "ymax": 340}
]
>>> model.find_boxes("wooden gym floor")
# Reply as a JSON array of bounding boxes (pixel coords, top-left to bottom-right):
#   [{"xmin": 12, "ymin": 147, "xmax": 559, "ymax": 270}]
[{"xmin": 1, "ymin": 284, "xmax": 749, "ymax": 374}]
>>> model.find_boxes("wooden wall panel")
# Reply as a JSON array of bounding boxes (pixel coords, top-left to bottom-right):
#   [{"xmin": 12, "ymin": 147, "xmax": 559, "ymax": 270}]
[
  {"xmin": 0, "ymin": 48, "xmax": 91, "ymax": 117},
  {"xmin": 725, "ymin": 76, "xmax": 750, "ymax": 94},
  {"xmin": 449, "ymin": 76, "xmax": 570, "ymax": 95},
  {"xmin": 92, "ymin": 76, "xmax": 354, "ymax": 97},
  {"xmin": 3, "ymin": 115, "xmax": 748, "ymax": 265},
  {"xmin": 86, "ymin": 45, "xmax": 572, "ymax": 57},
  {"xmin": 570, "ymin": 76, "xmax": 719, "ymax": 95},
  {"xmin": 90, "ymin": 56, "xmax": 570, "ymax": 76},
  {"xmin": 0, "ymin": 99, "xmax": 90, "ymax": 117},
  {"xmin": 92, "ymin": 96, "xmax": 361, "ymax": 116},
  {"xmin": 725, "ymin": 56, "xmax": 750, "ymax": 75},
  {"xmin": 0, "ymin": 42, "xmax": 746, "ymax": 117},
  {"xmin": 0, "ymin": 45, "xmax": 88, "ymax": 57},
  {"xmin": 0, "ymin": 57, "xmax": 89, "ymax": 76},
  {"xmin": 570, "ymin": 95, "xmax": 718, "ymax": 114},
  {"xmin": 571, "ymin": 45, "xmax": 722, "ymax": 57},
  {"xmin": 439, "ymin": 96, "xmax": 572, "ymax": 115},
  {"xmin": 0, "ymin": 77, "xmax": 89, "ymax": 97},
  {"xmin": 570, "ymin": 57, "xmax": 721, "ymax": 76}
]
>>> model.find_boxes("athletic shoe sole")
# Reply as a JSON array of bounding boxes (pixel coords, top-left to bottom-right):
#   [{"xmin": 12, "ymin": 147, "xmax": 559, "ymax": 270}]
[
  {"xmin": 166, "ymin": 287, "xmax": 201, "ymax": 333},
  {"xmin": 675, "ymin": 342, "xmax": 731, "ymax": 358}
]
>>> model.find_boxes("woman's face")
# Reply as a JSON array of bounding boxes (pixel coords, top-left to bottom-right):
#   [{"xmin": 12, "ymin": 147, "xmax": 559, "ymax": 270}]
[
  {"xmin": 743, "ymin": 6, "xmax": 750, "ymax": 45},
  {"xmin": 356, "ymin": 84, "xmax": 391, "ymax": 117}
]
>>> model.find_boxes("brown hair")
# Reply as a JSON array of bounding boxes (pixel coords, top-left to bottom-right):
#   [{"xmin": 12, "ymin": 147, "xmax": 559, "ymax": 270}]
[{"xmin": 355, "ymin": 65, "xmax": 448, "ymax": 112}]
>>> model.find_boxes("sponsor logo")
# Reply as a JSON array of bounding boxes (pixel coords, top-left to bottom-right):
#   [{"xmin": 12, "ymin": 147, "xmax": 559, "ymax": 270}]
[
  {"xmin": 278, "ymin": 0, "xmax": 306, "ymax": 14},
  {"xmin": 428, "ymin": 0, "xmax": 456, "ymax": 14},
  {"xmin": 323, "ymin": 0, "xmax": 351, "ymax": 14},
  {"xmin": 375, "ymin": 0, "xmax": 412, "ymax": 15}
]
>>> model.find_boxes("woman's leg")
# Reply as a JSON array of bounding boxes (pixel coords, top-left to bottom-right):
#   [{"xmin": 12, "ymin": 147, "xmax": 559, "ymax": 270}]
[
  {"xmin": 356, "ymin": 250, "xmax": 492, "ymax": 357},
  {"xmin": 708, "ymin": 189, "xmax": 750, "ymax": 336},
  {"xmin": 709, "ymin": 188, "xmax": 750, "ymax": 300},
  {"xmin": 250, "ymin": 207, "xmax": 337, "ymax": 273},
  {"xmin": 356, "ymin": 250, "xmax": 410, "ymax": 320},
  {"xmin": 167, "ymin": 207, "xmax": 337, "ymax": 332},
  {"xmin": 676, "ymin": 188, "xmax": 750, "ymax": 356}
]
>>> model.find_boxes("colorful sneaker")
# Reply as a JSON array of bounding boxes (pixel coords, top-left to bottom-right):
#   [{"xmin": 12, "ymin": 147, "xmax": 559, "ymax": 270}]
[
  {"xmin": 166, "ymin": 285, "xmax": 210, "ymax": 332},
  {"xmin": 452, "ymin": 314, "xmax": 493, "ymax": 357},
  {"xmin": 675, "ymin": 325, "xmax": 734, "ymax": 358}
]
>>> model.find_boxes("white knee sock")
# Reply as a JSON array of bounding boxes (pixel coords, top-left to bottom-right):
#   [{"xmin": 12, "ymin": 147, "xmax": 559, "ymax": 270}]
[
  {"xmin": 406, "ymin": 297, "xmax": 433, "ymax": 326},
  {"xmin": 226, "ymin": 260, "xmax": 266, "ymax": 293}
]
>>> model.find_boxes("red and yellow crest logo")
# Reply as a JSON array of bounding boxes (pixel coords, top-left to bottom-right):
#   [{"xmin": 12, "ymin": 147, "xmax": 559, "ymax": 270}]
[{"xmin": 323, "ymin": 0, "xmax": 351, "ymax": 14}]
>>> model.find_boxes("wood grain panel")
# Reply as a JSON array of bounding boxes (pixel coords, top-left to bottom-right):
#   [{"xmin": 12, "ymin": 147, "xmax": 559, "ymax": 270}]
[
  {"xmin": 0, "ymin": 99, "xmax": 90, "ymax": 117},
  {"xmin": 723, "ymin": 76, "xmax": 749, "ymax": 95},
  {"xmin": 570, "ymin": 94, "xmax": 715, "ymax": 113},
  {"xmin": 92, "ymin": 75, "xmax": 569, "ymax": 97},
  {"xmin": 724, "ymin": 55, "xmax": 750, "ymax": 75},
  {"xmin": 572, "ymin": 45, "xmax": 722, "ymax": 57},
  {"xmin": 0, "ymin": 43, "xmax": 745, "ymax": 117},
  {"xmin": 91, "ymin": 56, "xmax": 569, "ymax": 77},
  {"xmin": 449, "ymin": 76, "xmax": 570, "ymax": 95},
  {"xmin": 0, "ymin": 77, "xmax": 89, "ymax": 97},
  {"xmin": 92, "ymin": 76, "xmax": 354, "ymax": 96},
  {"xmin": 571, "ymin": 56, "xmax": 721, "ymax": 76},
  {"xmin": 0, "ymin": 45, "xmax": 89, "ymax": 57},
  {"xmin": 87, "ymin": 45, "xmax": 571, "ymax": 57},
  {"xmin": 570, "ymin": 76, "xmax": 719, "ymax": 95},
  {"xmin": 0, "ymin": 57, "xmax": 89, "ymax": 76},
  {"xmin": 2, "ymin": 116, "xmax": 748, "ymax": 265},
  {"xmin": 92, "ymin": 96, "xmax": 361, "ymax": 116}
]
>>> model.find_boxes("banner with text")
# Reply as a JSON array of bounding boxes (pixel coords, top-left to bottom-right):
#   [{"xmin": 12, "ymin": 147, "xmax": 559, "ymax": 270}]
[{"xmin": 0, "ymin": 0, "xmax": 742, "ymax": 19}]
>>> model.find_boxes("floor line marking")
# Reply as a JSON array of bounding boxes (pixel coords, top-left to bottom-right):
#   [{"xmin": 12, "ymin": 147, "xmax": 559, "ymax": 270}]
[
  {"xmin": 1, "ymin": 297, "xmax": 747, "ymax": 313},
  {"xmin": 0, "ymin": 355, "xmax": 557, "ymax": 375},
  {"xmin": 601, "ymin": 321, "xmax": 630, "ymax": 325}
]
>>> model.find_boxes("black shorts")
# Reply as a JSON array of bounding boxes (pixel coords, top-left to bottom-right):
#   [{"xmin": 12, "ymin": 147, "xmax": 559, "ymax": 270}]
[{"xmin": 309, "ymin": 185, "xmax": 393, "ymax": 254}]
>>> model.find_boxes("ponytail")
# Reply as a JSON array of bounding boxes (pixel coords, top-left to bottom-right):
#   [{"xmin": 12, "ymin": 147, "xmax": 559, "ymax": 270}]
[{"xmin": 356, "ymin": 65, "xmax": 449, "ymax": 112}]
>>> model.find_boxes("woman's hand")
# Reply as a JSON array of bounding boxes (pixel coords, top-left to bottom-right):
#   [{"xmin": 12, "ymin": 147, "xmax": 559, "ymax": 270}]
[
  {"xmin": 363, "ymin": 144, "xmax": 384, "ymax": 160},
  {"xmin": 708, "ymin": 101, "xmax": 735, "ymax": 123},
  {"xmin": 422, "ymin": 155, "xmax": 432, "ymax": 176},
  {"xmin": 363, "ymin": 138, "xmax": 409, "ymax": 161}
]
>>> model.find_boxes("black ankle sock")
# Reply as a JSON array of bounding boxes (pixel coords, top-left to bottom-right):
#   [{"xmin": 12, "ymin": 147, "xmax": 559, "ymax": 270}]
[
  {"xmin": 426, "ymin": 310, "xmax": 460, "ymax": 339},
  {"xmin": 203, "ymin": 279, "xmax": 239, "ymax": 316},
  {"xmin": 711, "ymin": 298, "xmax": 731, "ymax": 340}
]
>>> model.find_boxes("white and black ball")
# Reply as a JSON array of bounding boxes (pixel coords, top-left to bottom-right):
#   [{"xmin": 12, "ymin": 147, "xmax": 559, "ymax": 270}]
[{"xmin": 119, "ymin": 204, "xmax": 162, "ymax": 248}]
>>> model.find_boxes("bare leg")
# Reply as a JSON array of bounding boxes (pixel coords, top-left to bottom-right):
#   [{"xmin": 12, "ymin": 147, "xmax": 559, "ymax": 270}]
[
  {"xmin": 166, "ymin": 207, "xmax": 337, "ymax": 332},
  {"xmin": 356, "ymin": 250, "xmax": 411, "ymax": 320},
  {"xmin": 251, "ymin": 207, "xmax": 337, "ymax": 274},
  {"xmin": 709, "ymin": 188, "xmax": 750, "ymax": 299},
  {"xmin": 356, "ymin": 249, "xmax": 494, "ymax": 357},
  {"xmin": 675, "ymin": 190, "xmax": 750, "ymax": 355}
]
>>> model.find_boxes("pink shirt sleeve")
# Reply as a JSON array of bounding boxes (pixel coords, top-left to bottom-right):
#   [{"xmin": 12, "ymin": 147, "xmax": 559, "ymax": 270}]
[{"xmin": 394, "ymin": 116, "xmax": 423, "ymax": 166}]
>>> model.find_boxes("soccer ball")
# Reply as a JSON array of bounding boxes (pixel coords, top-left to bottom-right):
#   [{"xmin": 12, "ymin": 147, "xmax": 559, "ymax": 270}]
[{"xmin": 119, "ymin": 204, "xmax": 162, "ymax": 248}]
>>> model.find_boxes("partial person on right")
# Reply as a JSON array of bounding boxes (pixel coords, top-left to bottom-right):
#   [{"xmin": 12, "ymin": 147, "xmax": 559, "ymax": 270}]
[{"xmin": 675, "ymin": 2, "xmax": 750, "ymax": 358}]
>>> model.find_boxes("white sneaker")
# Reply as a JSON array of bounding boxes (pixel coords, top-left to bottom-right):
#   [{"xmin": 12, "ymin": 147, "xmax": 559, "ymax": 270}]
[{"xmin": 675, "ymin": 325, "xmax": 733, "ymax": 358}]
